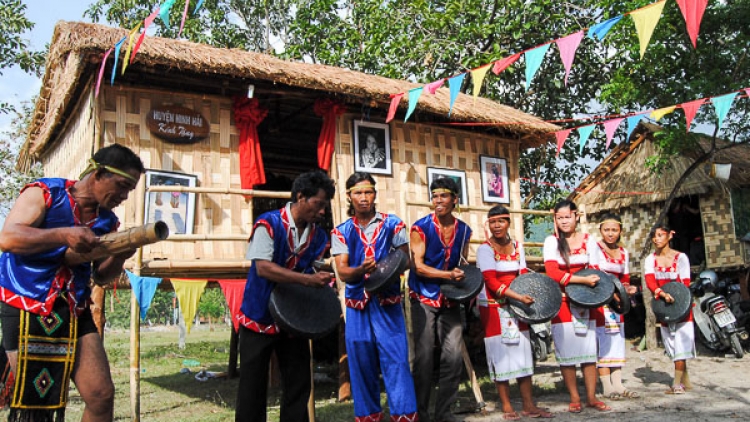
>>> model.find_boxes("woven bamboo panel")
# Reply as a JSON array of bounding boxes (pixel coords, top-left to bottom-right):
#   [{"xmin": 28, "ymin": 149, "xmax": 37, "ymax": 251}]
[
  {"xmin": 700, "ymin": 191, "xmax": 744, "ymax": 268},
  {"xmin": 42, "ymin": 88, "xmax": 96, "ymax": 179},
  {"xmin": 332, "ymin": 116, "xmax": 523, "ymax": 260}
]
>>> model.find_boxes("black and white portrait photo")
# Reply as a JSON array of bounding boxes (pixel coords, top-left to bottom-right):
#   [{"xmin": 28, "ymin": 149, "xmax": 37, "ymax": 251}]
[{"xmin": 353, "ymin": 121, "xmax": 392, "ymax": 175}]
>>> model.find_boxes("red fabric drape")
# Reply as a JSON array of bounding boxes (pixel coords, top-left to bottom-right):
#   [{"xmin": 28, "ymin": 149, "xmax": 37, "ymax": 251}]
[
  {"xmin": 314, "ymin": 98, "xmax": 347, "ymax": 171},
  {"xmin": 233, "ymin": 97, "xmax": 268, "ymax": 188},
  {"xmin": 218, "ymin": 279, "xmax": 246, "ymax": 331}
]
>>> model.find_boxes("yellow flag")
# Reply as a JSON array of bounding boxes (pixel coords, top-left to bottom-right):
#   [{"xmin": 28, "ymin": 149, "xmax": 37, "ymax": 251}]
[
  {"xmin": 630, "ymin": 0, "xmax": 667, "ymax": 59},
  {"xmin": 171, "ymin": 279, "xmax": 208, "ymax": 333},
  {"xmin": 650, "ymin": 105, "xmax": 676, "ymax": 121},
  {"xmin": 122, "ymin": 22, "xmax": 143, "ymax": 74},
  {"xmin": 471, "ymin": 64, "xmax": 492, "ymax": 103}
]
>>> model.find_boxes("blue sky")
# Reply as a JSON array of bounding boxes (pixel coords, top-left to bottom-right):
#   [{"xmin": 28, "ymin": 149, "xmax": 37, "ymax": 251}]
[{"xmin": 0, "ymin": 2, "xmax": 92, "ymax": 134}]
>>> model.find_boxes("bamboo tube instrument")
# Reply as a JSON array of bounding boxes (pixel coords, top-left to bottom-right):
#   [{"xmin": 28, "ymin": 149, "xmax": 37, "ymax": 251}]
[{"xmin": 64, "ymin": 221, "xmax": 170, "ymax": 265}]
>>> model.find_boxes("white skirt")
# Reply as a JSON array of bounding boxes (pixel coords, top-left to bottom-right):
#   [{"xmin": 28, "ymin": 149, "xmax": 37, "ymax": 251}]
[
  {"xmin": 552, "ymin": 319, "xmax": 598, "ymax": 366},
  {"xmin": 660, "ymin": 322, "xmax": 696, "ymax": 361},
  {"xmin": 596, "ymin": 323, "xmax": 626, "ymax": 367},
  {"xmin": 485, "ymin": 332, "xmax": 534, "ymax": 382}
]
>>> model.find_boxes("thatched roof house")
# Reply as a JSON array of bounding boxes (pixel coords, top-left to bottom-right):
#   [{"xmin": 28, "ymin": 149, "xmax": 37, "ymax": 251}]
[
  {"xmin": 571, "ymin": 123, "xmax": 750, "ymax": 274},
  {"xmin": 22, "ymin": 21, "xmax": 558, "ymax": 279}
]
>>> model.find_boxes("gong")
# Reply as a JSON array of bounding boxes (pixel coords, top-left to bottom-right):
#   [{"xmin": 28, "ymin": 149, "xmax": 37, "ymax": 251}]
[
  {"xmin": 609, "ymin": 276, "xmax": 631, "ymax": 314},
  {"xmin": 364, "ymin": 249, "xmax": 409, "ymax": 294},
  {"xmin": 507, "ymin": 273, "xmax": 562, "ymax": 324},
  {"xmin": 565, "ymin": 268, "xmax": 616, "ymax": 308},
  {"xmin": 651, "ymin": 281, "xmax": 692, "ymax": 324},
  {"xmin": 269, "ymin": 283, "xmax": 341, "ymax": 340},
  {"xmin": 441, "ymin": 265, "xmax": 484, "ymax": 303}
]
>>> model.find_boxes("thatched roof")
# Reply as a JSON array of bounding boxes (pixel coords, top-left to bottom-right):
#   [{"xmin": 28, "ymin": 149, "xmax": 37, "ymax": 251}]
[
  {"xmin": 23, "ymin": 21, "xmax": 558, "ymax": 161},
  {"xmin": 571, "ymin": 123, "xmax": 750, "ymax": 214}
]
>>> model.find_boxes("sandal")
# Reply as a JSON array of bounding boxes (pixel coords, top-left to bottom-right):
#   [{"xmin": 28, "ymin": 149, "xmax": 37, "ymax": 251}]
[
  {"xmin": 568, "ymin": 402, "xmax": 582, "ymax": 413},
  {"xmin": 586, "ymin": 401, "xmax": 611, "ymax": 412},
  {"xmin": 521, "ymin": 410, "xmax": 555, "ymax": 418},
  {"xmin": 621, "ymin": 390, "xmax": 640, "ymax": 399},
  {"xmin": 501, "ymin": 412, "xmax": 521, "ymax": 421},
  {"xmin": 665, "ymin": 385, "xmax": 685, "ymax": 395},
  {"xmin": 605, "ymin": 392, "xmax": 622, "ymax": 400}
]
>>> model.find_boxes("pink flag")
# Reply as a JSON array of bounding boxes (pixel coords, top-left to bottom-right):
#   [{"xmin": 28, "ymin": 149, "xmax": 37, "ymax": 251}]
[
  {"xmin": 131, "ymin": 8, "xmax": 160, "ymax": 63},
  {"xmin": 676, "ymin": 0, "xmax": 708, "ymax": 48},
  {"xmin": 424, "ymin": 79, "xmax": 445, "ymax": 94},
  {"xmin": 745, "ymin": 88, "xmax": 750, "ymax": 98},
  {"xmin": 555, "ymin": 129, "xmax": 572, "ymax": 158},
  {"xmin": 179, "ymin": 0, "xmax": 191, "ymax": 37},
  {"xmin": 95, "ymin": 48, "xmax": 114, "ymax": 98},
  {"xmin": 602, "ymin": 117, "xmax": 625, "ymax": 150},
  {"xmin": 556, "ymin": 31, "xmax": 584, "ymax": 86},
  {"xmin": 680, "ymin": 99, "xmax": 705, "ymax": 131},
  {"xmin": 386, "ymin": 93, "xmax": 404, "ymax": 123},
  {"xmin": 492, "ymin": 53, "xmax": 521, "ymax": 75}
]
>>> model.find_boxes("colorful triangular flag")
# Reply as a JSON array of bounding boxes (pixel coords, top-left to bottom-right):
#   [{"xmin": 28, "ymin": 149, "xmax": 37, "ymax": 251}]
[
  {"xmin": 471, "ymin": 64, "xmax": 492, "ymax": 101},
  {"xmin": 555, "ymin": 129, "xmax": 572, "ymax": 158},
  {"xmin": 524, "ymin": 44, "xmax": 552, "ymax": 91},
  {"xmin": 195, "ymin": 0, "xmax": 206, "ymax": 13},
  {"xmin": 95, "ymin": 48, "xmax": 114, "ymax": 98},
  {"xmin": 178, "ymin": 0, "xmax": 191, "ymax": 37},
  {"xmin": 556, "ymin": 31, "xmax": 584, "ymax": 86},
  {"xmin": 122, "ymin": 23, "xmax": 143, "ymax": 75},
  {"xmin": 159, "ymin": 0, "xmax": 178, "ymax": 28},
  {"xmin": 218, "ymin": 279, "xmax": 246, "ymax": 332},
  {"xmin": 625, "ymin": 115, "xmax": 643, "ymax": 141},
  {"xmin": 126, "ymin": 270, "xmax": 162, "ymax": 321},
  {"xmin": 386, "ymin": 93, "xmax": 404, "ymax": 123},
  {"xmin": 711, "ymin": 92, "xmax": 739, "ymax": 131},
  {"xmin": 577, "ymin": 125, "xmax": 596, "ymax": 154},
  {"xmin": 492, "ymin": 53, "xmax": 521, "ymax": 75},
  {"xmin": 680, "ymin": 99, "xmax": 705, "ymax": 131},
  {"xmin": 587, "ymin": 15, "xmax": 624, "ymax": 41},
  {"xmin": 404, "ymin": 87, "xmax": 423, "ymax": 122},
  {"xmin": 110, "ymin": 36, "xmax": 127, "ymax": 86},
  {"xmin": 448, "ymin": 74, "xmax": 466, "ymax": 116},
  {"xmin": 424, "ymin": 79, "xmax": 445, "ymax": 94},
  {"xmin": 630, "ymin": 0, "xmax": 667, "ymax": 59},
  {"xmin": 171, "ymin": 278, "xmax": 208, "ymax": 334},
  {"xmin": 676, "ymin": 0, "xmax": 708, "ymax": 48},
  {"xmin": 602, "ymin": 117, "xmax": 625, "ymax": 149},
  {"xmin": 650, "ymin": 105, "xmax": 676, "ymax": 122},
  {"xmin": 131, "ymin": 8, "xmax": 160, "ymax": 63}
]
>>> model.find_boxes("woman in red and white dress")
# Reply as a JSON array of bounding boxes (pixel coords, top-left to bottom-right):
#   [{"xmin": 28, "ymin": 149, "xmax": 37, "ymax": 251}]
[
  {"xmin": 543, "ymin": 200, "xmax": 610, "ymax": 413},
  {"xmin": 589, "ymin": 213, "xmax": 639, "ymax": 399},
  {"xmin": 644, "ymin": 223, "xmax": 695, "ymax": 395},
  {"xmin": 476, "ymin": 206, "xmax": 553, "ymax": 420}
]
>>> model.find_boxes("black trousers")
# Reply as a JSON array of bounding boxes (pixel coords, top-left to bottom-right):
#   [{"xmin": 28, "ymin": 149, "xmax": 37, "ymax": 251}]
[{"xmin": 235, "ymin": 326, "xmax": 310, "ymax": 422}]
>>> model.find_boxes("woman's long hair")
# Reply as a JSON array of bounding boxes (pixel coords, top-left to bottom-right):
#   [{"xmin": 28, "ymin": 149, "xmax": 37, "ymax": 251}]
[
  {"xmin": 345, "ymin": 172, "xmax": 376, "ymax": 216},
  {"xmin": 553, "ymin": 199, "xmax": 578, "ymax": 267}
]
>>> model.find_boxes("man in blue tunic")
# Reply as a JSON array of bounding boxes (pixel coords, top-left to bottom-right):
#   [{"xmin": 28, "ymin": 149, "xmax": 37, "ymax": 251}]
[
  {"xmin": 236, "ymin": 170, "xmax": 335, "ymax": 422},
  {"xmin": 331, "ymin": 172, "xmax": 417, "ymax": 422},
  {"xmin": 0, "ymin": 144, "xmax": 144, "ymax": 422},
  {"xmin": 409, "ymin": 177, "xmax": 472, "ymax": 422}
]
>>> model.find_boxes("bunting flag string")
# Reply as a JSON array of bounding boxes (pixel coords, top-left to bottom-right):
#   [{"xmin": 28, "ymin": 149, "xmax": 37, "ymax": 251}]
[
  {"xmin": 125, "ymin": 270, "xmax": 162, "ymax": 321},
  {"xmin": 171, "ymin": 278, "xmax": 208, "ymax": 334},
  {"xmin": 388, "ymin": 0, "xmax": 710, "ymax": 121}
]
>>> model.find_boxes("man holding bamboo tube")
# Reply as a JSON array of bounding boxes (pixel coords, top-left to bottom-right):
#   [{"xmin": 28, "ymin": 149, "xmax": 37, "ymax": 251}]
[{"xmin": 0, "ymin": 144, "xmax": 144, "ymax": 421}]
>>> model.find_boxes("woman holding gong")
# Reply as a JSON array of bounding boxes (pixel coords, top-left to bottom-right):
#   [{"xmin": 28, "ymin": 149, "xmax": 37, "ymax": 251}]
[
  {"xmin": 588, "ymin": 213, "xmax": 639, "ymax": 399},
  {"xmin": 476, "ymin": 206, "xmax": 553, "ymax": 420},
  {"xmin": 543, "ymin": 200, "xmax": 610, "ymax": 413},
  {"xmin": 643, "ymin": 223, "xmax": 695, "ymax": 395}
]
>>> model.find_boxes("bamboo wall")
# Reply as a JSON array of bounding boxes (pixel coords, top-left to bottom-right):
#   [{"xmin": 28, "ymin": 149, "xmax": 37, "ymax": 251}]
[{"xmin": 40, "ymin": 85, "xmax": 525, "ymax": 269}]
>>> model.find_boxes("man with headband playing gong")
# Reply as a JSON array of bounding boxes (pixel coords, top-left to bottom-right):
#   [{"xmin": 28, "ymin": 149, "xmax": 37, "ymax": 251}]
[
  {"xmin": 331, "ymin": 172, "xmax": 417, "ymax": 421},
  {"xmin": 409, "ymin": 177, "xmax": 472, "ymax": 422},
  {"xmin": 0, "ymin": 144, "xmax": 144, "ymax": 421}
]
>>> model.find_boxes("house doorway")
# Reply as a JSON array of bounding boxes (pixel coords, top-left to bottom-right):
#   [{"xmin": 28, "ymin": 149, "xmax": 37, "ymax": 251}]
[{"xmin": 667, "ymin": 195, "xmax": 705, "ymax": 265}]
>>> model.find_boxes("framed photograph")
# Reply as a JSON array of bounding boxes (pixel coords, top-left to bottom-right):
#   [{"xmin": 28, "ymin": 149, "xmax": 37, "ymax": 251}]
[
  {"xmin": 426, "ymin": 167, "xmax": 469, "ymax": 206},
  {"xmin": 479, "ymin": 155, "xmax": 510, "ymax": 204},
  {"xmin": 353, "ymin": 120, "xmax": 392, "ymax": 175},
  {"xmin": 144, "ymin": 169, "xmax": 197, "ymax": 235}
]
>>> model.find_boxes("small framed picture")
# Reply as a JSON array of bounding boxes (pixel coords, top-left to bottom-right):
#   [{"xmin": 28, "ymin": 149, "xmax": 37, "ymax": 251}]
[
  {"xmin": 480, "ymin": 155, "xmax": 510, "ymax": 204},
  {"xmin": 426, "ymin": 167, "xmax": 469, "ymax": 206},
  {"xmin": 353, "ymin": 120, "xmax": 392, "ymax": 175},
  {"xmin": 144, "ymin": 169, "xmax": 197, "ymax": 235}
]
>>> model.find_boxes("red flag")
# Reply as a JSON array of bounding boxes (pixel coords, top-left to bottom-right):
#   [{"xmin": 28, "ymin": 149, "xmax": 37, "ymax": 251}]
[
  {"xmin": 218, "ymin": 279, "xmax": 246, "ymax": 331},
  {"xmin": 676, "ymin": 0, "xmax": 708, "ymax": 48},
  {"xmin": 492, "ymin": 53, "xmax": 521, "ymax": 75},
  {"xmin": 131, "ymin": 8, "xmax": 160, "ymax": 63},
  {"xmin": 555, "ymin": 129, "xmax": 572, "ymax": 158},
  {"xmin": 680, "ymin": 99, "xmax": 705, "ymax": 131},
  {"xmin": 386, "ymin": 93, "xmax": 404, "ymax": 123}
]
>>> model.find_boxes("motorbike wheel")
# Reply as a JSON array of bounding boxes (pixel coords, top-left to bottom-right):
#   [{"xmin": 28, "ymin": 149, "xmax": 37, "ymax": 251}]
[
  {"xmin": 730, "ymin": 333, "xmax": 744, "ymax": 359},
  {"xmin": 533, "ymin": 338, "xmax": 548, "ymax": 362}
]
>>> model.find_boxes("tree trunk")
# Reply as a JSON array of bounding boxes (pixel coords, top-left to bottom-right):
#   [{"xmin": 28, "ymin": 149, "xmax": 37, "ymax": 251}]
[{"xmin": 641, "ymin": 286, "xmax": 659, "ymax": 351}]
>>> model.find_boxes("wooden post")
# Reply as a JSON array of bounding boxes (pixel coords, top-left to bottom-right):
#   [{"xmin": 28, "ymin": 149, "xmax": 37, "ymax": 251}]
[
  {"xmin": 331, "ymin": 260, "xmax": 351, "ymax": 401},
  {"xmin": 130, "ymin": 178, "xmax": 146, "ymax": 421},
  {"xmin": 642, "ymin": 285, "xmax": 659, "ymax": 351},
  {"xmin": 460, "ymin": 340, "xmax": 486, "ymax": 414},
  {"xmin": 228, "ymin": 327, "xmax": 239, "ymax": 378}
]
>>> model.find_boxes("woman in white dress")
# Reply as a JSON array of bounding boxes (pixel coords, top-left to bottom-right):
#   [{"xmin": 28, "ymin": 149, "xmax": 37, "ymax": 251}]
[
  {"xmin": 543, "ymin": 200, "xmax": 610, "ymax": 413},
  {"xmin": 588, "ymin": 213, "xmax": 639, "ymax": 399},
  {"xmin": 476, "ymin": 206, "xmax": 553, "ymax": 420}
]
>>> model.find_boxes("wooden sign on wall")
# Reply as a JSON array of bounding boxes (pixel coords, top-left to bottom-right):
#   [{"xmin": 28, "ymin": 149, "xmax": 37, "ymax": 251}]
[{"xmin": 146, "ymin": 106, "xmax": 210, "ymax": 144}]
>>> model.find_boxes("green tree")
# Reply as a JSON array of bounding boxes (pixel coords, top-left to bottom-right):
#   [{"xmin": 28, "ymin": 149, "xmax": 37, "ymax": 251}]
[{"xmin": 1, "ymin": 99, "xmax": 43, "ymax": 217}]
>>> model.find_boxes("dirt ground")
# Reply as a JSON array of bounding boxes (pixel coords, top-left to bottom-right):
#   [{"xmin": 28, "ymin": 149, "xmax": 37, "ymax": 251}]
[{"xmin": 462, "ymin": 343, "xmax": 750, "ymax": 422}]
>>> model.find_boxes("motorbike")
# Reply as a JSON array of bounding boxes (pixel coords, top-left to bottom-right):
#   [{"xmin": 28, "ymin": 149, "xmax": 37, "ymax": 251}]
[
  {"xmin": 529, "ymin": 322, "xmax": 552, "ymax": 362},
  {"xmin": 690, "ymin": 270, "xmax": 747, "ymax": 358}
]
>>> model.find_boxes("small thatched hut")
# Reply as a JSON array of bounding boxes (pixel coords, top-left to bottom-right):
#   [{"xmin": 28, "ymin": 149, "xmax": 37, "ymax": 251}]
[
  {"xmin": 571, "ymin": 123, "xmax": 750, "ymax": 276},
  {"xmin": 22, "ymin": 21, "xmax": 557, "ymax": 280}
]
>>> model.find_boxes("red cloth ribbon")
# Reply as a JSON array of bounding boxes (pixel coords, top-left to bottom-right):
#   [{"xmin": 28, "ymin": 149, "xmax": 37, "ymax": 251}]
[
  {"xmin": 233, "ymin": 97, "xmax": 268, "ymax": 188},
  {"xmin": 314, "ymin": 98, "xmax": 346, "ymax": 171}
]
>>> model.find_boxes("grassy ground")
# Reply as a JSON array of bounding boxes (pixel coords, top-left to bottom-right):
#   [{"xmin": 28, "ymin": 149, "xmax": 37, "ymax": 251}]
[{"xmin": 2, "ymin": 325, "xmax": 565, "ymax": 421}]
